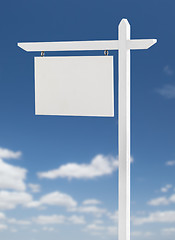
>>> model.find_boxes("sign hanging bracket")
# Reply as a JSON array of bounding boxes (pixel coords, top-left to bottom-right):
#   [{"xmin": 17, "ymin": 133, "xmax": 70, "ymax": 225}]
[{"xmin": 41, "ymin": 51, "xmax": 45, "ymax": 57}]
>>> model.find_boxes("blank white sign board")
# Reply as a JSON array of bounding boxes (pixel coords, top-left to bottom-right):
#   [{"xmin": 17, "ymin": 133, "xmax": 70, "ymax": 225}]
[{"xmin": 35, "ymin": 56, "xmax": 114, "ymax": 117}]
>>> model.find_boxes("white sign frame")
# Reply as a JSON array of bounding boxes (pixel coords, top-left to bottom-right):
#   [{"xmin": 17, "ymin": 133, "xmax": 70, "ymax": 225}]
[{"xmin": 35, "ymin": 56, "xmax": 114, "ymax": 117}]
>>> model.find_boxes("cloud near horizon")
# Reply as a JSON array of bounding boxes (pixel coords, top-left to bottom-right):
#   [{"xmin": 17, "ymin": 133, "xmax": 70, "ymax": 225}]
[
  {"xmin": 33, "ymin": 214, "xmax": 85, "ymax": 225},
  {"xmin": 132, "ymin": 211, "xmax": 175, "ymax": 225}
]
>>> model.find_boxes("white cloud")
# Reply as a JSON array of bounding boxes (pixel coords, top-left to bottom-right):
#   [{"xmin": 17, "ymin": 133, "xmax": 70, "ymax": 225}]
[
  {"xmin": 148, "ymin": 193, "xmax": 175, "ymax": 206},
  {"xmin": 163, "ymin": 65, "xmax": 174, "ymax": 76},
  {"xmin": 131, "ymin": 231, "xmax": 153, "ymax": 237},
  {"xmin": 86, "ymin": 223, "xmax": 105, "ymax": 231},
  {"xmin": 8, "ymin": 218, "xmax": 31, "ymax": 225},
  {"xmin": 68, "ymin": 215, "xmax": 86, "ymax": 224},
  {"xmin": 107, "ymin": 226, "xmax": 117, "ymax": 235},
  {"xmin": 88, "ymin": 231, "xmax": 102, "ymax": 236},
  {"xmin": 0, "ymin": 212, "xmax": 6, "ymax": 219},
  {"xmin": 93, "ymin": 219, "xmax": 104, "ymax": 225},
  {"xmin": 0, "ymin": 159, "xmax": 27, "ymax": 191},
  {"xmin": 0, "ymin": 147, "xmax": 21, "ymax": 160},
  {"xmin": 82, "ymin": 199, "xmax": 101, "ymax": 205},
  {"xmin": 169, "ymin": 194, "xmax": 175, "ymax": 203},
  {"xmin": 84, "ymin": 223, "xmax": 117, "ymax": 236},
  {"xmin": 40, "ymin": 191, "xmax": 77, "ymax": 208},
  {"xmin": 42, "ymin": 227, "xmax": 55, "ymax": 232},
  {"xmin": 25, "ymin": 200, "xmax": 41, "ymax": 208},
  {"xmin": 156, "ymin": 84, "xmax": 175, "ymax": 99},
  {"xmin": 162, "ymin": 227, "xmax": 175, "ymax": 234},
  {"xmin": 28, "ymin": 184, "xmax": 41, "ymax": 193},
  {"xmin": 161, "ymin": 184, "xmax": 172, "ymax": 192},
  {"xmin": 148, "ymin": 197, "xmax": 169, "ymax": 206},
  {"xmin": 25, "ymin": 191, "xmax": 77, "ymax": 210},
  {"xmin": 70, "ymin": 206, "xmax": 107, "ymax": 217},
  {"xmin": 0, "ymin": 224, "xmax": 7, "ymax": 231},
  {"xmin": 10, "ymin": 228, "xmax": 18, "ymax": 233},
  {"xmin": 132, "ymin": 211, "xmax": 175, "ymax": 225},
  {"xmin": 0, "ymin": 191, "xmax": 32, "ymax": 210},
  {"xmin": 0, "ymin": 148, "xmax": 26, "ymax": 192},
  {"xmin": 33, "ymin": 214, "xmax": 86, "ymax": 225},
  {"xmin": 34, "ymin": 214, "xmax": 85, "ymax": 225},
  {"xmin": 38, "ymin": 154, "xmax": 119, "ymax": 180},
  {"xmin": 166, "ymin": 160, "xmax": 175, "ymax": 166},
  {"xmin": 131, "ymin": 231, "xmax": 142, "ymax": 237},
  {"xmin": 108, "ymin": 211, "xmax": 118, "ymax": 222},
  {"xmin": 34, "ymin": 215, "xmax": 66, "ymax": 225}
]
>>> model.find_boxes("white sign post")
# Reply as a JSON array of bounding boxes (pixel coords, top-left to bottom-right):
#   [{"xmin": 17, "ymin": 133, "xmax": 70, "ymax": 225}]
[{"xmin": 18, "ymin": 19, "xmax": 157, "ymax": 240}]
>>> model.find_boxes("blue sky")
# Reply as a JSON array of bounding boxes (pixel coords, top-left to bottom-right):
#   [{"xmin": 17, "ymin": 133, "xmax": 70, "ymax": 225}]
[{"xmin": 0, "ymin": 0, "xmax": 175, "ymax": 239}]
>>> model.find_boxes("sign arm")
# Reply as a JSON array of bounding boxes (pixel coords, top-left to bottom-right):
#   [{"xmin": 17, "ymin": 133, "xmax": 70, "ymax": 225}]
[
  {"xmin": 128, "ymin": 39, "xmax": 157, "ymax": 49},
  {"xmin": 17, "ymin": 40, "xmax": 120, "ymax": 52}
]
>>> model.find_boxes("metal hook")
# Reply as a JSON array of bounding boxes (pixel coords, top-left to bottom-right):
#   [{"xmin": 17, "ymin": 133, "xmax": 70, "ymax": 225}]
[
  {"xmin": 104, "ymin": 50, "xmax": 109, "ymax": 56},
  {"xmin": 41, "ymin": 51, "xmax": 45, "ymax": 57}
]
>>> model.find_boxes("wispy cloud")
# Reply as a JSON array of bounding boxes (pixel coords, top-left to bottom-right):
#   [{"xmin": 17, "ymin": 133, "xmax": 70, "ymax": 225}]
[
  {"xmin": 107, "ymin": 211, "xmax": 118, "ymax": 222},
  {"xmin": 10, "ymin": 228, "xmax": 18, "ymax": 233},
  {"xmin": 0, "ymin": 147, "xmax": 22, "ymax": 160},
  {"xmin": 83, "ymin": 222, "xmax": 117, "ymax": 236},
  {"xmin": 68, "ymin": 215, "xmax": 86, "ymax": 224},
  {"xmin": 0, "ymin": 212, "xmax": 6, "ymax": 220},
  {"xmin": 132, "ymin": 210, "xmax": 175, "ymax": 225},
  {"xmin": 131, "ymin": 231, "xmax": 154, "ymax": 237},
  {"xmin": 69, "ymin": 205, "xmax": 107, "ymax": 217},
  {"xmin": 156, "ymin": 84, "xmax": 175, "ymax": 99},
  {"xmin": 161, "ymin": 184, "xmax": 172, "ymax": 193},
  {"xmin": 0, "ymin": 224, "xmax": 7, "ymax": 231},
  {"xmin": 8, "ymin": 218, "xmax": 31, "ymax": 225},
  {"xmin": 42, "ymin": 227, "xmax": 55, "ymax": 232},
  {"xmin": 37, "ymin": 154, "xmax": 119, "ymax": 180},
  {"xmin": 148, "ymin": 197, "xmax": 169, "ymax": 206},
  {"xmin": 148, "ymin": 193, "xmax": 175, "ymax": 206},
  {"xmin": 166, "ymin": 160, "xmax": 175, "ymax": 166},
  {"xmin": 34, "ymin": 215, "xmax": 66, "ymax": 225},
  {"xmin": 162, "ymin": 227, "xmax": 175, "ymax": 235},
  {"xmin": 82, "ymin": 199, "xmax": 101, "ymax": 205},
  {"xmin": 163, "ymin": 65, "xmax": 174, "ymax": 76},
  {"xmin": 28, "ymin": 184, "xmax": 41, "ymax": 193},
  {"xmin": 85, "ymin": 223, "xmax": 105, "ymax": 231},
  {"xmin": 34, "ymin": 214, "xmax": 85, "ymax": 225}
]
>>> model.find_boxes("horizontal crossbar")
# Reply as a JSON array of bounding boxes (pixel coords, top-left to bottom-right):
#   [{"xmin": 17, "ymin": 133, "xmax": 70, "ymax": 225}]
[
  {"xmin": 18, "ymin": 39, "xmax": 157, "ymax": 52},
  {"xmin": 18, "ymin": 40, "xmax": 119, "ymax": 52}
]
